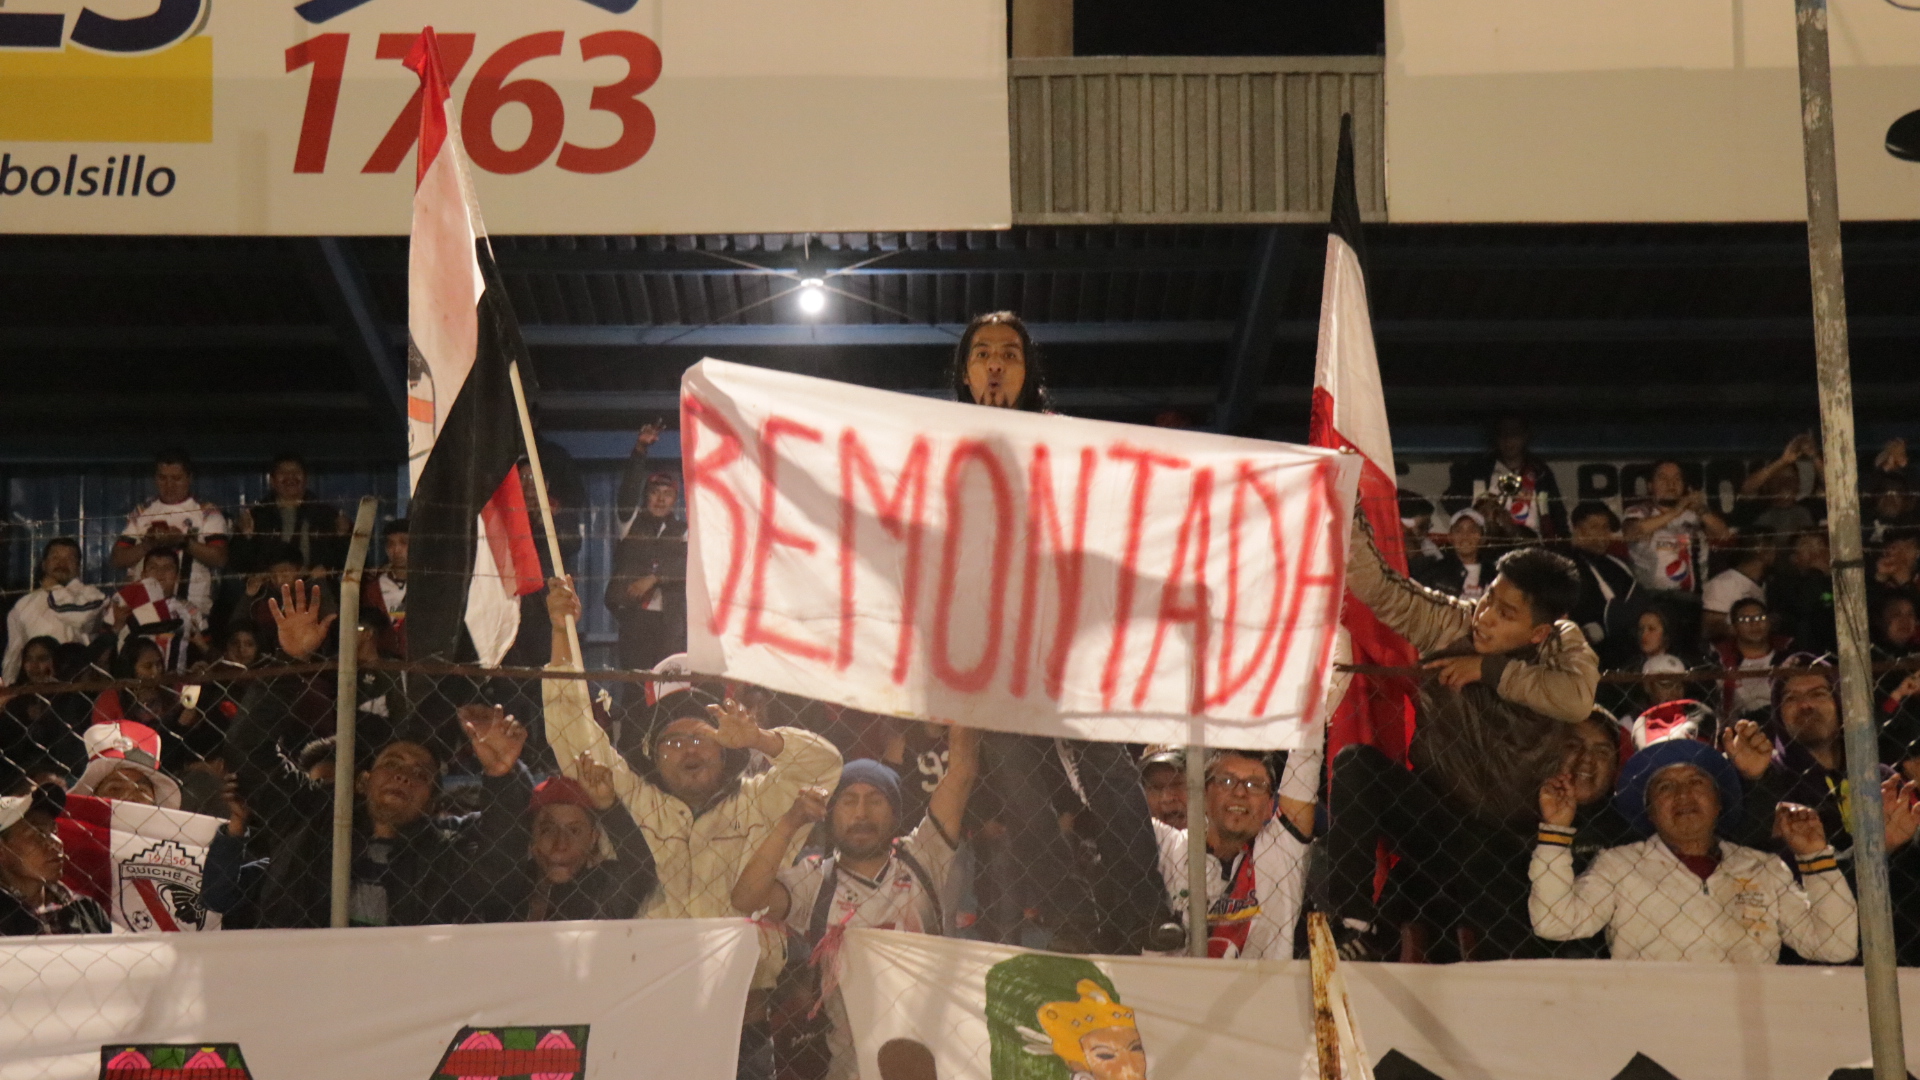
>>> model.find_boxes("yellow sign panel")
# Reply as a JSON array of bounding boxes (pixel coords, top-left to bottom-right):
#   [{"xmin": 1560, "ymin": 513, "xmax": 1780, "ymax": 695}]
[{"xmin": 0, "ymin": 36, "xmax": 212, "ymax": 143}]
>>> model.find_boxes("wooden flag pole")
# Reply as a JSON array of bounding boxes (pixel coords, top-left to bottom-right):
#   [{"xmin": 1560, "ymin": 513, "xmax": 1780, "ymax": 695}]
[{"xmin": 508, "ymin": 360, "xmax": 583, "ymax": 667}]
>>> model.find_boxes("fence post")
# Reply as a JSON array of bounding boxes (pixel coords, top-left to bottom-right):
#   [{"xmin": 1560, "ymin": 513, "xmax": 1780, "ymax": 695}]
[
  {"xmin": 1792, "ymin": 3, "xmax": 1908, "ymax": 1077},
  {"xmin": 1185, "ymin": 724, "xmax": 1208, "ymax": 957},
  {"xmin": 330, "ymin": 496, "xmax": 379, "ymax": 929}
]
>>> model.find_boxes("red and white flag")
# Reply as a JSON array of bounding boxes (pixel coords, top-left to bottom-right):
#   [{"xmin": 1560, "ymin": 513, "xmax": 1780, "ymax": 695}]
[
  {"xmin": 1309, "ymin": 115, "xmax": 1420, "ymax": 769},
  {"xmin": 58, "ymin": 793, "xmax": 223, "ymax": 932},
  {"xmin": 401, "ymin": 27, "xmax": 544, "ymax": 666}
]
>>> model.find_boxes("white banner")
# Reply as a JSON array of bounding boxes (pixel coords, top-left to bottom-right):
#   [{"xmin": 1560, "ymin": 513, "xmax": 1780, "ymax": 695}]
[
  {"xmin": 679, "ymin": 359, "xmax": 1359, "ymax": 748},
  {"xmin": 1386, "ymin": 0, "xmax": 1920, "ymax": 222},
  {"xmin": 841, "ymin": 929, "xmax": 1920, "ymax": 1080},
  {"xmin": 0, "ymin": 918, "xmax": 759, "ymax": 1080},
  {"xmin": 0, "ymin": 0, "xmax": 1009, "ymax": 235}
]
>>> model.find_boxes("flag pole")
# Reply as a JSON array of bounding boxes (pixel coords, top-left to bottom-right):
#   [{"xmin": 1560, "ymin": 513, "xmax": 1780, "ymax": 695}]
[
  {"xmin": 507, "ymin": 360, "xmax": 583, "ymax": 667},
  {"xmin": 330, "ymin": 496, "xmax": 378, "ymax": 928},
  {"xmin": 1792, "ymin": 3, "xmax": 1906, "ymax": 1077}
]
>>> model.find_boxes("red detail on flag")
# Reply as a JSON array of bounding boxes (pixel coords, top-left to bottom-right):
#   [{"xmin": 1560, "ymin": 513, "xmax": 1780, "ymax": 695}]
[
  {"xmin": 482, "ymin": 469, "xmax": 545, "ymax": 598},
  {"xmin": 57, "ymin": 793, "xmax": 114, "ymax": 908},
  {"xmin": 1310, "ymin": 387, "xmax": 1420, "ymax": 768},
  {"xmin": 105, "ymin": 1070, "xmax": 250, "ymax": 1080},
  {"xmin": 403, "ymin": 28, "xmax": 454, "ymax": 189},
  {"xmin": 130, "ymin": 878, "xmax": 183, "ymax": 932}
]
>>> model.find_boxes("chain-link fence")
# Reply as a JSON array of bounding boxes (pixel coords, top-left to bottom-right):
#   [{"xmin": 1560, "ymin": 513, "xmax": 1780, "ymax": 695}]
[{"xmin": 4, "ymin": 462, "xmax": 1920, "ymax": 1080}]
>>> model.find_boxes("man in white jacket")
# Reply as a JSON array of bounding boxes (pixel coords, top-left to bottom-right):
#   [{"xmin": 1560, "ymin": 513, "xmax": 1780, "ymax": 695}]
[{"xmin": 1530, "ymin": 736, "xmax": 1856, "ymax": 963}]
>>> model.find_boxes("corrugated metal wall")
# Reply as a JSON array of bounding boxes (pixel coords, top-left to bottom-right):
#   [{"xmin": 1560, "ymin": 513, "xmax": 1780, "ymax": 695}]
[{"xmin": 1008, "ymin": 56, "xmax": 1386, "ymax": 224}]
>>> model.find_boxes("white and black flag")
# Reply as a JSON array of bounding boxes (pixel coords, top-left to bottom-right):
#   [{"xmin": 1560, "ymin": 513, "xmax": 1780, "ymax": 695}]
[{"xmin": 402, "ymin": 27, "xmax": 543, "ymax": 666}]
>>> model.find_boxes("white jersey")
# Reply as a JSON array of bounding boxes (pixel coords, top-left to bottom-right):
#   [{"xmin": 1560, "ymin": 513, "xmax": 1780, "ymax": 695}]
[
  {"xmin": 1153, "ymin": 813, "xmax": 1311, "ymax": 960},
  {"xmin": 120, "ymin": 498, "xmax": 228, "ymax": 612},
  {"xmin": 2, "ymin": 580, "xmax": 106, "ymax": 682}
]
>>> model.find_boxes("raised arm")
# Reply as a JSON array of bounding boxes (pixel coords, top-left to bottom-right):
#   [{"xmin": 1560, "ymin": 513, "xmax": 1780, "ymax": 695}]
[
  {"xmin": 1528, "ymin": 776, "xmax": 1616, "ymax": 940},
  {"xmin": 1775, "ymin": 803, "xmax": 1859, "ymax": 964},
  {"xmin": 542, "ymin": 577, "xmax": 655, "ymax": 810},
  {"xmin": 926, "ymin": 724, "xmax": 979, "ymax": 841},
  {"xmin": 730, "ymin": 787, "xmax": 825, "ymax": 918},
  {"xmin": 613, "ymin": 425, "xmax": 662, "ymax": 533},
  {"xmin": 1346, "ymin": 515, "xmax": 1474, "ymax": 655}
]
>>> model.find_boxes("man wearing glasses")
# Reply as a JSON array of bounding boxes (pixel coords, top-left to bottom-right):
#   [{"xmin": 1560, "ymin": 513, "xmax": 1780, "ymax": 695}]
[
  {"xmin": 1711, "ymin": 598, "xmax": 1793, "ymax": 721},
  {"xmin": 1150, "ymin": 750, "xmax": 1314, "ymax": 959}
]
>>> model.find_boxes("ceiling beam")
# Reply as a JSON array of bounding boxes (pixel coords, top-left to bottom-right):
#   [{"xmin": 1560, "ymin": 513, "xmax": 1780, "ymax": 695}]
[{"xmin": 301, "ymin": 237, "xmax": 407, "ymax": 443}]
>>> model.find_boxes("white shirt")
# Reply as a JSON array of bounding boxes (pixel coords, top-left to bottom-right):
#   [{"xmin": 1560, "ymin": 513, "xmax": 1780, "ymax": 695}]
[
  {"xmin": 121, "ymin": 498, "xmax": 228, "ymax": 612},
  {"xmin": 1153, "ymin": 813, "xmax": 1311, "ymax": 960},
  {"xmin": 3, "ymin": 580, "xmax": 105, "ymax": 683},
  {"xmin": 779, "ymin": 818, "xmax": 958, "ymax": 1080},
  {"xmin": 1624, "ymin": 503, "xmax": 1705, "ymax": 593}
]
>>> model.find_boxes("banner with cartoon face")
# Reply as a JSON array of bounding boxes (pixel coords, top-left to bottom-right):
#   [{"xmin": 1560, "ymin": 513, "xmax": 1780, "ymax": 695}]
[
  {"xmin": 0, "ymin": 0, "xmax": 1009, "ymax": 234},
  {"xmin": 840, "ymin": 928, "xmax": 1920, "ymax": 1080}
]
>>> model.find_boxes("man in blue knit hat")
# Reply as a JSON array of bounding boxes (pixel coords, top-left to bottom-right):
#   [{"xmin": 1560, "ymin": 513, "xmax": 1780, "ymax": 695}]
[
  {"xmin": 1530, "ymin": 735, "xmax": 1857, "ymax": 963},
  {"xmin": 732, "ymin": 727, "xmax": 979, "ymax": 1080}
]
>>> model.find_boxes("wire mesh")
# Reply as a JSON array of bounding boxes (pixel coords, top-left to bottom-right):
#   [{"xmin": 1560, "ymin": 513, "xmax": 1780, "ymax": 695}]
[{"xmin": 3, "ymin": 446, "xmax": 1920, "ymax": 1080}]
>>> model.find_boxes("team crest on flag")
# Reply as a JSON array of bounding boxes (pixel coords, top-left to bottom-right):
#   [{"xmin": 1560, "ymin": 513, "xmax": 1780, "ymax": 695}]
[
  {"xmin": 427, "ymin": 1026, "xmax": 589, "ymax": 1080},
  {"xmin": 117, "ymin": 837, "xmax": 208, "ymax": 933},
  {"xmin": 100, "ymin": 1044, "xmax": 251, "ymax": 1079}
]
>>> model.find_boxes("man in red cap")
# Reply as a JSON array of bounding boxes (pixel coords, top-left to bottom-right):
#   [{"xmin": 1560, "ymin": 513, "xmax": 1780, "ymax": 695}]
[{"xmin": 473, "ymin": 754, "xmax": 657, "ymax": 922}]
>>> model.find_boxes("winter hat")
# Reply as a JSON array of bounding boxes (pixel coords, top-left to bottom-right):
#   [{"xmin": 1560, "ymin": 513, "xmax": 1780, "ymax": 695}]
[
  {"xmin": 1614, "ymin": 738, "xmax": 1742, "ymax": 837},
  {"xmin": 1641, "ymin": 653, "xmax": 1689, "ymax": 677},
  {"xmin": 528, "ymin": 775, "xmax": 598, "ymax": 817},
  {"xmin": 1631, "ymin": 698, "xmax": 1719, "ymax": 750},
  {"xmin": 643, "ymin": 653, "xmax": 695, "ymax": 706},
  {"xmin": 1450, "ymin": 509, "xmax": 1486, "ymax": 530},
  {"xmin": 833, "ymin": 759, "xmax": 902, "ymax": 817},
  {"xmin": 644, "ymin": 472, "xmax": 680, "ymax": 495},
  {"xmin": 73, "ymin": 721, "xmax": 181, "ymax": 810},
  {"xmin": 0, "ymin": 782, "xmax": 64, "ymax": 835}
]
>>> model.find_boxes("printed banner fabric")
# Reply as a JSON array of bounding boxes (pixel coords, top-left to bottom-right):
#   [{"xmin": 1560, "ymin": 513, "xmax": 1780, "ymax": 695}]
[
  {"xmin": 680, "ymin": 359, "xmax": 1360, "ymax": 749},
  {"xmin": 0, "ymin": 919, "xmax": 759, "ymax": 1080},
  {"xmin": 0, "ymin": 0, "xmax": 1008, "ymax": 234},
  {"xmin": 840, "ymin": 929, "xmax": 1920, "ymax": 1080}
]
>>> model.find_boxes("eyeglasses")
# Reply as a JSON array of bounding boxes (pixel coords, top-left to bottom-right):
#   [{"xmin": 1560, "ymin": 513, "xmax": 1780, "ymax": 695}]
[
  {"xmin": 1206, "ymin": 776, "xmax": 1272, "ymax": 797},
  {"xmin": 1733, "ymin": 614, "xmax": 1770, "ymax": 625}
]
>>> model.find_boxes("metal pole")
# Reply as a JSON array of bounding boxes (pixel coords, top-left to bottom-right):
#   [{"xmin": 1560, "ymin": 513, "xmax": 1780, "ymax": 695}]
[
  {"xmin": 507, "ymin": 360, "xmax": 582, "ymax": 665},
  {"xmin": 329, "ymin": 496, "xmax": 379, "ymax": 928},
  {"xmin": 1792, "ymin": 4, "xmax": 1907, "ymax": 1077},
  {"xmin": 1185, "ymin": 725, "xmax": 1208, "ymax": 957}
]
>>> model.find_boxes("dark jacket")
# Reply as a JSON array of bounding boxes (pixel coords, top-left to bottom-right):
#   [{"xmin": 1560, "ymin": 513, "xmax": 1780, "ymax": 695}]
[
  {"xmin": 1411, "ymin": 552, "xmax": 1490, "ymax": 600},
  {"xmin": 0, "ymin": 882, "xmax": 111, "ymax": 936},
  {"xmin": 1568, "ymin": 549, "xmax": 1638, "ymax": 663},
  {"xmin": 473, "ymin": 791, "xmax": 658, "ymax": 923},
  {"xmin": 226, "ymin": 677, "xmax": 528, "ymax": 928},
  {"xmin": 235, "ymin": 500, "xmax": 348, "ymax": 572}
]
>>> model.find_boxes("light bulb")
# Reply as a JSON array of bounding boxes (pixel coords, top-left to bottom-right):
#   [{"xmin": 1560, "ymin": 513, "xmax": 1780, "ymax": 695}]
[{"xmin": 798, "ymin": 278, "xmax": 826, "ymax": 316}]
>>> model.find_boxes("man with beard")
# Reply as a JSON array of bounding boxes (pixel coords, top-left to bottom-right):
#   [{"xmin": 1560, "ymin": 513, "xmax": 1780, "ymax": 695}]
[
  {"xmin": 948, "ymin": 310, "xmax": 1173, "ymax": 954},
  {"xmin": 730, "ymin": 729, "xmax": 978, "ymax": 1080},
  {"xmin": 1151, "ymin": 749, "xmax": 1313, "ymax": 959}
]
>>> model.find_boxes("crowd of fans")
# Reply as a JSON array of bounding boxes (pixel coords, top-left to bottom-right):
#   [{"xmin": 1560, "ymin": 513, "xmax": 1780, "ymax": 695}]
[{"xmin": 3, "ymin": 313, "xmax": 1920, "ymax": 1078}]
